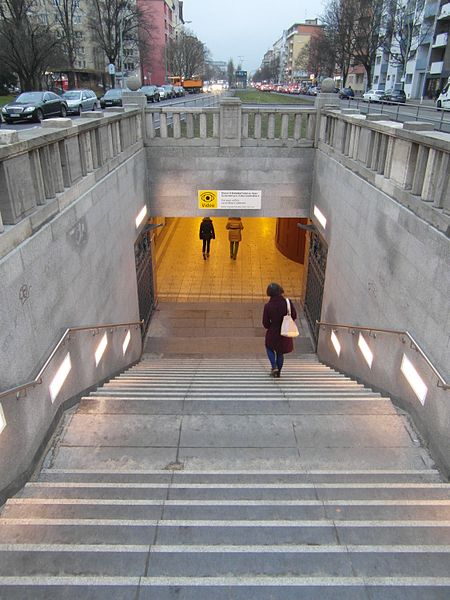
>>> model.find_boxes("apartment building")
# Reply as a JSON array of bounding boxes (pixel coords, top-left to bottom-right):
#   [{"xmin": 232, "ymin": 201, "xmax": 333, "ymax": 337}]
[
  {"xmin": 284, "ymin": 19, "xmax": 323, "ymax": 82},
  {"xmin": 138, "ymin": 0, "xmax": 184, "ymax": 86},
  {"xmin": 372, "ymin": 0, "xmax": 450, "ymax": 98}
]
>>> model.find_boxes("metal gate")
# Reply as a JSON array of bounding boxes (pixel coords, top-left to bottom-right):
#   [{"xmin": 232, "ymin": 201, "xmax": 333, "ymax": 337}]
[
  {"xmin": 134, "ymin": 228, "xmax": 155, "ymax": 334},
  {"xmin": 304, "ymin": 231, "xmax": 328, "ymax": 347}
]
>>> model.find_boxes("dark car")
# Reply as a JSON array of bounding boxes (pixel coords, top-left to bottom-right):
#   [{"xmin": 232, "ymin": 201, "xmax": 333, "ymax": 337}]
[
  {"xmin": 339, "ymin": 87, "xmax": 355, "ymax": 99},
  {"xmin": 1, "ymin": 91, "xmax": 68, "ymax": 123},
  {"xmin": 381, "ymin": 89, "xmax": 406, "ymax": 104},
  {"xmin": 138, "ymin": 85, "xmax": 160, "ymax": 103},
  {"xmin": 161, "ymin": 84, "xmax": 175, "ymax": 99},
  {"xmin": 173, "ymin": 85, "xmax": 185, "ymax": 97},
  {"xmin": 100, "ymin": 88, "xmax": 126, "ymax": 109}
]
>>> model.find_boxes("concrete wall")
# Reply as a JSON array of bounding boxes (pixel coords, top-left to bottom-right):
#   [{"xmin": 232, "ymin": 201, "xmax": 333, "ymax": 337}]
[
  {"xmin": 0, "ymin": 148, "xmax": 147, "ymax": 496},
  {"xmin": 313, "ymin": 149, "xmax": 450, "ymax": 471},
  {"xmin": 146, "ymin": 146, "xmax": 314, "ymax": 217},
  {"xmin": 0, "ymin": 148, "xmax": 147, "ymax": 390},
  {"xmin": 313, "ymin": 149, "xmax": 450, "ymax": 374}
]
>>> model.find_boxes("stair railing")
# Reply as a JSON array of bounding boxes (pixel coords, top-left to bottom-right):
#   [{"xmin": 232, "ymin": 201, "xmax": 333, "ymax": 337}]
[
  {"xmin": 316, "ymin": 321, "xmax": 450, "ymax": 473},
  {"xmin": 0, "ymin": 320, "xmax": 143, "ymax": 504}
]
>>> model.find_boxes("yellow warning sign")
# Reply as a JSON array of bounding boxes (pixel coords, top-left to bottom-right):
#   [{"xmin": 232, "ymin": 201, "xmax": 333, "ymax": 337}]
[{"xmin": 198, "ymin": 190, "xmax": 218, "ymax": 209}]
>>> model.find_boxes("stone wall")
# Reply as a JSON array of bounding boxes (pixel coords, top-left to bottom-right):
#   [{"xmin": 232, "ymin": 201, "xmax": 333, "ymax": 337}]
[{"xmin": 146, "ymin": 146, "xmax": 314, "ymax": 217}]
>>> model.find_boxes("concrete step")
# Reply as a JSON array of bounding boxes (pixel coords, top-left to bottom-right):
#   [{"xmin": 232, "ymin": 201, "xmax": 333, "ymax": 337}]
[
  {"xmin": 2, "ymin": 518, "xmax": 450, "ymax": 546},
  {"xmin": 4, "ymin": 498, "xmax": 450, "ymax": 522},
  {"xmin": 1, "ymin": 544, "xmax": 450, "ymax": 579},
  {"xmin": 36, "ymin": 468, "xmax": 443, "ymax": 484},
  {"xmin": 79, "ymin": 397, "xmax": 396, "ymax": 416},
  {"xmin": 19, "ymin": 481, "xmax": 450, "ymax": 501}
]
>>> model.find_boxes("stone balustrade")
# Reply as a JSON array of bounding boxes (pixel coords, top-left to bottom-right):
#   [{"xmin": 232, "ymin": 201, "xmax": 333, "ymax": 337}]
[
  {"xmin": 320, "ymin": 109, "xmax": 450, "ymax": 235},
  {"xmin": 145, "ymin": 98, "xmax": 316, "ymax": 148},
  {"xmin": 0, "ymin": 107, "xmax": 143, "ymax": 257}
]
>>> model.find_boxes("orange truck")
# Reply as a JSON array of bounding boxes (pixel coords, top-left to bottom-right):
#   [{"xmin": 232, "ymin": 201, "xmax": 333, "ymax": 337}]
[{"xmin": 169, "ymin": 76, "xmax": 203, "ymax": 94}]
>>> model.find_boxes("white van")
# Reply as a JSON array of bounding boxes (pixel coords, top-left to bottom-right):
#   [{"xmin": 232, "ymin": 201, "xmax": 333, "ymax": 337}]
[{"xmin": 436, "ymin": 81, "xmax": 450, "ymax": 110}]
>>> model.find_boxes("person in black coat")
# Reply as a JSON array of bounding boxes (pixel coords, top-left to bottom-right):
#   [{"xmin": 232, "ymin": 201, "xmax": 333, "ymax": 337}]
[
  {"xmin": 262, "ymin": 282, "xmax": 297, "ymax": 377},
  {"xmin": 199, "ymin": 217, "xmax": 215, "ymax": 259}
]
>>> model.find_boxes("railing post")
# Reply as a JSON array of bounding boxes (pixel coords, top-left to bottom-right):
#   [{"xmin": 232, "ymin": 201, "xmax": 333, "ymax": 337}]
[{"xmin": 219, "ymin": 97, "xmax": 242, "ymax": 147}]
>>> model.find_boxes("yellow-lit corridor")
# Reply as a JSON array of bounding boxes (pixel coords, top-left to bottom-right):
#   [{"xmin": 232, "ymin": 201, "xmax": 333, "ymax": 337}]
[{"xmin": 154, "ymin": 217, "xmax": 305, "ymax": 303}]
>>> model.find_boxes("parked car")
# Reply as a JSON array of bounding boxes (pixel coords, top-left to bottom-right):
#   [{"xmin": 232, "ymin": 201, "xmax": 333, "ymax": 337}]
[
  {"xmin": 362, "ymin": 89, "xmax": 385, "ymax": 102},
  {"xmin": 138, "ymin": 85, "xmax": 160, "ymax": 103},
  {"xmin": 1, "ymin": 91, "xmax": 68, "ymax": 123},
  {"xmin": 99, "ymin": 88, "xmax": 126, "ymax": 109},
  {"xmin": 339, "ymin": 87, "xmax": 355, "ymax": 99},
  {"xmin": 436, "ymin": 82, "xmax": 450, "ymax": 110},
  {"xmin": 381, "ymin": 89, "xmax": 406, "ymax": 104},
  {"xmin": 62, "ymin": 89, "xmax": 99, "ymax": 115},
  {"xmin": 173, "ymin": 85, "xmax": 185, "ymax": 97},
  {"xmin": 157, "ymin": 86, "xmax": 168, "ymax": 100},
  {"xmin": 161, "ymin": 84, "xmax": 175, "ymax": 99}
]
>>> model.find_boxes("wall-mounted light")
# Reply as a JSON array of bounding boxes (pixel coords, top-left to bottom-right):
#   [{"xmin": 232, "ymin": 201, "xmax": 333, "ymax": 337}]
[
  {"xmin": 313, "ymin": 205, "xmax": 327, "ymax": 230},
  {"xmin": 123, "ymin": 329, "xmax": 131, "ymax": 355},
  {"xmin": 135, "ymin": 205, "xmax": 148, "ymax": 229},
  {"xmin": 49, "ymin": 353, "xmax": 72, "ymax": 403},
  {"xmin": 401, "ymin": 354, "xmax": 428, "ymax": 405},
  {"xmin": 95, "ymin": 333, "xmax": 108, "ymax": 367},
  {"xmin": 358, "ymin": 333, "xmax": 374, "ymax": 368},
  {"xmin": 331, "ymin": 330, "xmax": 341, "ymax": 357},
  {"xmin": 0, "ymin": 404, "xmax": 6, "ymax": 435}
]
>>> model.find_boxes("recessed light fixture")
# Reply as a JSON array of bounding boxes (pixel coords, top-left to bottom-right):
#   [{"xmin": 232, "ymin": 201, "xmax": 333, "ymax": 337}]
[
  {"xmin": 401, "ymin": 354, "xmax": 428, "ymax": 405},
  {"xmin": 123, "ymin": 330, "xmax": 131, "ymax": 355},
  {"xmin": 135, "ymin": 205, "xmax": 148, "ymax": 228},
  {"xmin": 49, "ymin": 353, "xmax": 72, "ymax": 403},
  {"xmin": 95, "ymin": 333, "xmax": 108, "ymax": 367},
  {"xmin": 358, "ymin": 333, "xmax": 374, "ymax": 368},
  {"xmin": 313, "ymin": 205, "xmax": 327, "ymax": 229},
  {"xmin": 331, "ymin": 330, "xmax": 341, "ymax": 356},
  {"xmin": 0, "ymin": 404, "xmax": 6, "ymax": 435}
]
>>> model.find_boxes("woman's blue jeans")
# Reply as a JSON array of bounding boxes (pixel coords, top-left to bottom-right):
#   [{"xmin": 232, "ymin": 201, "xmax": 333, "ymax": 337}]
[{"xmin": 266, "ymin": 348, "xmax": 284, "ymax": 371}]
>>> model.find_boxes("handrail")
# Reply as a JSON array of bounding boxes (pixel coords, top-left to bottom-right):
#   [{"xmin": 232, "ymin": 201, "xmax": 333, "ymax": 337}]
[
  {"xmin": 317, "ymin": 321, "xmax": 449, "ymax": 390},
  {"xmin": 0, "ymin": 320, "xmax": 143, "ymax": 401}
]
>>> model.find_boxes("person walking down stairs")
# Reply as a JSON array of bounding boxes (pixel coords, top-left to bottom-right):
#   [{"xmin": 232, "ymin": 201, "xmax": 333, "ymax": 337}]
[
  {"xmin": 226, "ymin": 217, "xmax": 244, "ymax": 260},
  {"xmin": 199, "ymin": 217, "xmax": 215, "ymax": 260},
  {"xmin": 263, "ymin": 282, "xmax": 298, "ymax": 377}
]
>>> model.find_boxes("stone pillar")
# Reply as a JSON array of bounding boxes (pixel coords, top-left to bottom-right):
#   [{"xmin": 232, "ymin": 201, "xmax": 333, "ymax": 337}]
[
  {"xmin": 314, "ymin": 78, "xmax": 340, "ymax": 147},
  {"xmin": 122, "ymin": 91, "xmax": 147, "ymax": 110},
  {"xmin": 219, "ymin": 97, "xmax": 242, "ymax": 147}
]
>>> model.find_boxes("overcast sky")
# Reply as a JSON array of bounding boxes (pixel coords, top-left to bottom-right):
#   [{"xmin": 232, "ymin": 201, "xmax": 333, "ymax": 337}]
[{"xmin": 183, "ymin": 0, "xmax": 325, "ymax": 74}]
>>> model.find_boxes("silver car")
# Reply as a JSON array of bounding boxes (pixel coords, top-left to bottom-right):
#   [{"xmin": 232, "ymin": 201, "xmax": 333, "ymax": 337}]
[{"xmin": 62, "ymin": 89, "xmax": 99, "ymax": 115}]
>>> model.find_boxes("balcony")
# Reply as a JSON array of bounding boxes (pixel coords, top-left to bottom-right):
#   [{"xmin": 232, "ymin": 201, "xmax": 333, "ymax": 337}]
[
  {"xmin": 433, "ymin": 32, "xmax": 449, "ymax": 46},
  {"xmin": 438, "ymin": 2, "xmax": 450, "ymax": 18},
  {"xmin": 420, "ymin": 29, "xmax": 433, "ymax": 45},
  {"xmin": 424, "ymin": 1, "xmax": 439, "ymax": 18},
  {"xmin": 430, "ymin": 60, "xmax": 444, "ymax": 73}
]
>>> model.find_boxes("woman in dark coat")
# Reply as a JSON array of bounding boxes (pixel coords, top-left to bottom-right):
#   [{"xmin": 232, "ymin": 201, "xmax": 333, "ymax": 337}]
[
  {"xmin": 199, "ymin": 217, "xmax": 215, "ymax": 259},
  {"xmin": 262, "ymin": 282, "xmax": 297, "ymax": 377}
]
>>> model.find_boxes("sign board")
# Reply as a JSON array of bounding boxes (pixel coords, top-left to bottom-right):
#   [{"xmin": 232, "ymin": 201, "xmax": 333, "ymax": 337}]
[
  {"xmin": 108, "ymin": 63, "xmax": 116, "ymax": 75},
  {"xmin": 235, "ymin": 70, "xmax": 247, "ymax": 78},
  {"xmin": 198, "ymin": 190, "xmax": 261, "ymax": 210}
]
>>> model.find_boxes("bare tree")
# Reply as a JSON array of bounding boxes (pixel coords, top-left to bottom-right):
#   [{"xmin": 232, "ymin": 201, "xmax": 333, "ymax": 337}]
[
  {"xmin": 321, "ymin": 0, "xmax": 354, "ymax": 87},
  {"xmin": 166, "ymin": 30, "xmax": 206, "ymax": 79},
  {"xmin": 295, "ymin": 34, "xmax": 336, "ymax": 79},
  {"xmin": 51, "ymin": 0, "xmax": 83, "ymax": 88},
  {"xmin": 349, "ymin": 0, "xmax": 390, "ymax": 88},
  {"xmin": 384, "ymin": 0, "xmax": 429, "ymax": 84},
  {"xmin": 88, "ymin": 0, "xmax": 142, "ymax": 86},
  {"xmin": 0, "ymin": 0, "xmax": 62, "ymax": 90}
]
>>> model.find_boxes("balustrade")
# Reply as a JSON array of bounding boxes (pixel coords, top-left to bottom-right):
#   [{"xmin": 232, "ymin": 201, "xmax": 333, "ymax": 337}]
[{"xmin": 320, "ymin": 110, "xmax": 450, "ymax": 234}]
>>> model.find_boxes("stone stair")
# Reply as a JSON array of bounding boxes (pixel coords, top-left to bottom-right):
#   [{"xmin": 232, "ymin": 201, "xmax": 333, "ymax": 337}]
[{"xmin": 1, "ymin": 356, "xmax": 450, "ymax": 599}]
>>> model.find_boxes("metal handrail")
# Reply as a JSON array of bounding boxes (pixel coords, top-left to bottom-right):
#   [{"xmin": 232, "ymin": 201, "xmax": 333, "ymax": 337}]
[
  {"xmin": 0, "ymin": 320, "xmax": 143, "ymax": 401},
  {"xmin": 317, "ymin": 321, "xmax": 449, "ymax": 390}
]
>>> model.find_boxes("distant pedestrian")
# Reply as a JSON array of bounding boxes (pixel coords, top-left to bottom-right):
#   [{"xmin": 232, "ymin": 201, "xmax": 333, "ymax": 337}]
[
  {"xmin": 263, "ymin": 282, "xmax": 298, "ymax": 378},
  {"xmin": 226, "ymin": 217, "xmax": 244, "ymax": 260},
  {"xmin": 199, "ymin": 217, "xmax": 215, "ymax": 260}
]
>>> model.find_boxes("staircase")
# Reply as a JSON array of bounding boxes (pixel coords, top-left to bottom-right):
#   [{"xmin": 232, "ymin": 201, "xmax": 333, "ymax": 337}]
[{"xmin": 1, "ymin": 356, "xmax": 450, "ymax": 599}]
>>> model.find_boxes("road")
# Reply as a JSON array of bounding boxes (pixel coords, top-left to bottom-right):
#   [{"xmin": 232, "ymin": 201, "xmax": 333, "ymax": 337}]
[
  {"xmin": 0, "ymin": 93, "xmax": 219, "ymax": 132},
  {"xmin": 2, "ymin": 92, "xmax": 449, "ymax": 133}
]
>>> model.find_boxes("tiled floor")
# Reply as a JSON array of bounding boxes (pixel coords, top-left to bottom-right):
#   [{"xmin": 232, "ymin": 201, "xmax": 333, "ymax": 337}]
[{"xmin": 155, "ymin": 217, "xmax": 305, "ymax": 303}]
